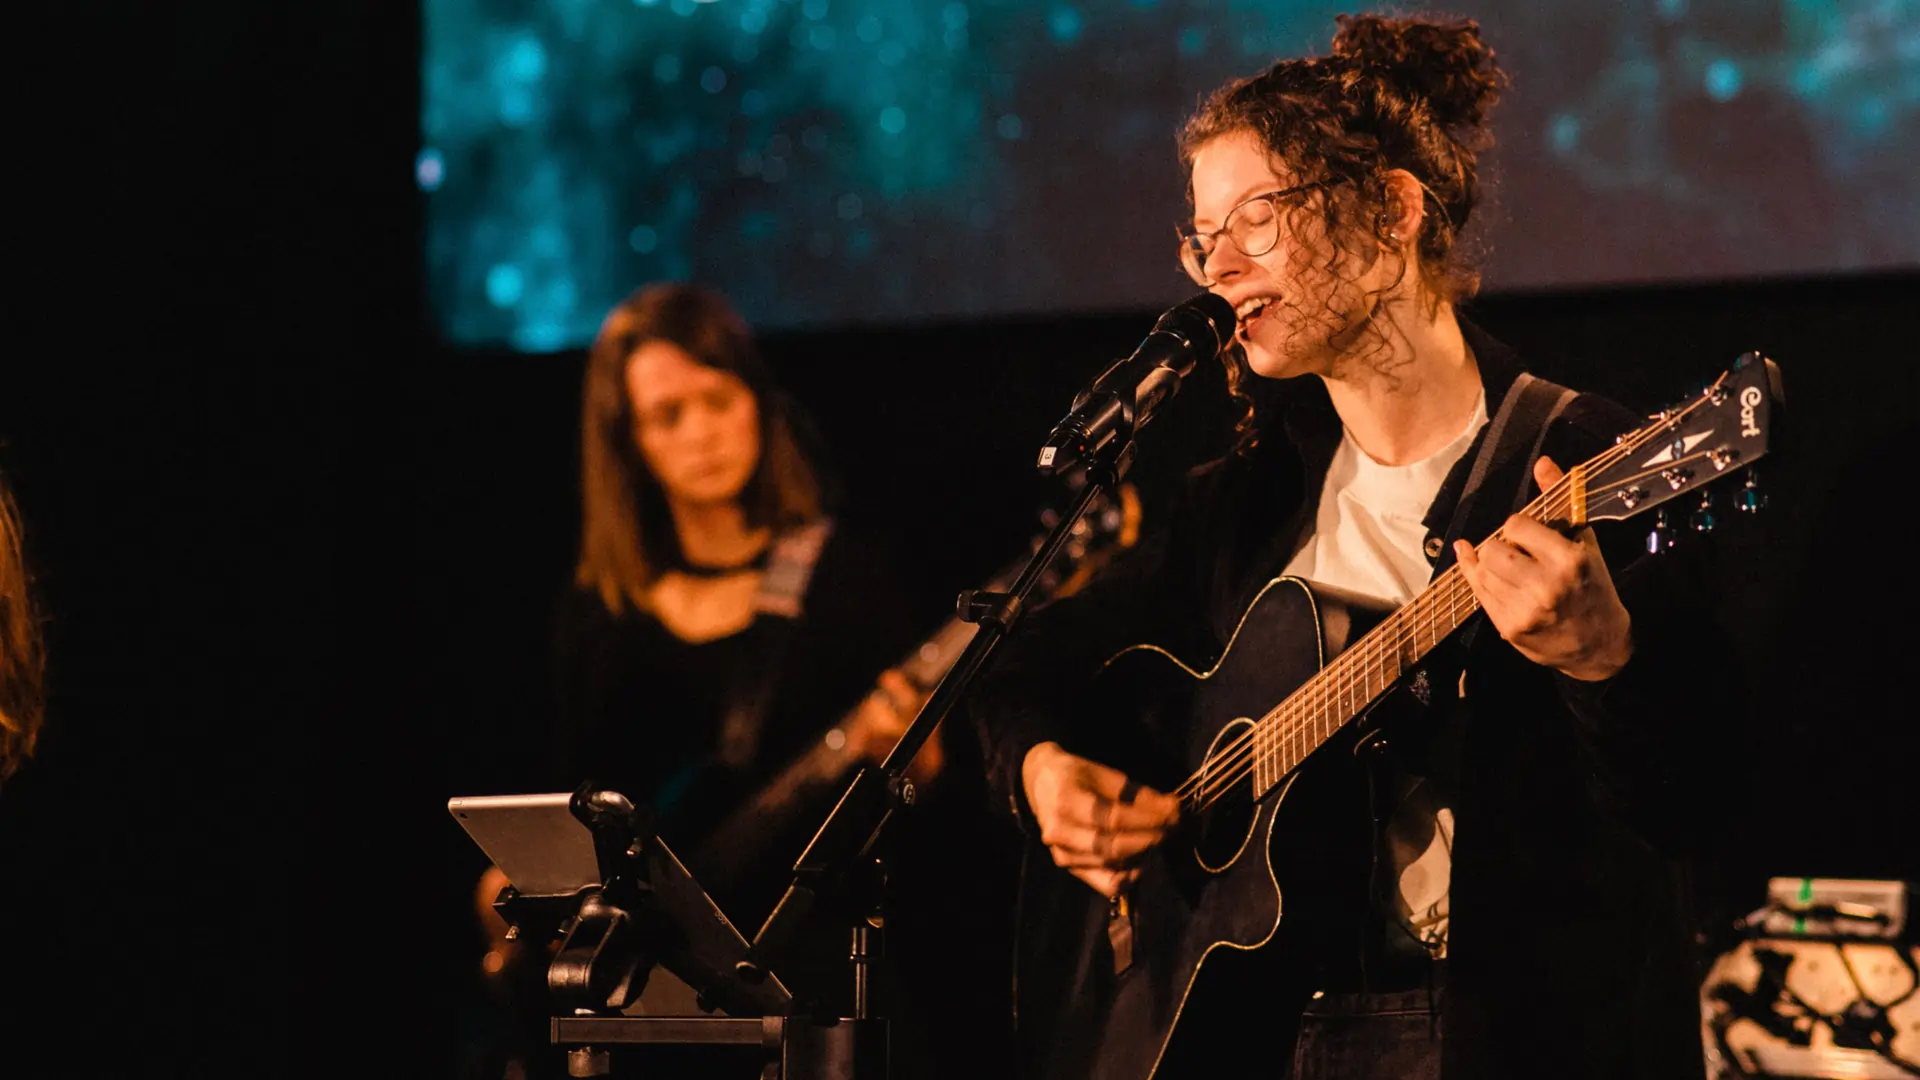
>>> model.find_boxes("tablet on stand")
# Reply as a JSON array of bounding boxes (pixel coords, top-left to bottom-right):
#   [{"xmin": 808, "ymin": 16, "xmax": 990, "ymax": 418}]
[{"xmin": 450, "ymin": 790, "xmax": 881, "ymax": 1079}]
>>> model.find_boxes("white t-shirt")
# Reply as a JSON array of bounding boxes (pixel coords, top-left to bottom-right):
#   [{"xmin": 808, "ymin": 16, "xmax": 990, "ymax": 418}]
[
  {"xmin": 1281, "ymin": 389, "xmax": 1487, "ymax": 959},
  {"xmin": 1283, "ymin": 390, "xmax": 1490, "ymax": 607}
]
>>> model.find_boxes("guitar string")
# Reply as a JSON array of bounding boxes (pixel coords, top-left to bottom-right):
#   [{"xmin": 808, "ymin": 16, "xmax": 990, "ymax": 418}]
[
  {"xmin": 1176, "ymin": 384, "xmax": 1725, "ymax": 805},
  {"xmin": 1179, "ymin": 432, "xmax": 1673, "ymax": 812},
  {"xmin": 1182, "ymin": 569, "xmax": 1482, "ymax": 809},
  {"xmin": 1172, "ymin": 395, "xmax": 1716, "ymax": 810},
  {"xmin": 1177, "ymin": 394, "xmax": 1723, "ymax": 811},
  {"xmin": 1183, "ymin": 482, "xmax": 1579, "ymax": 811},
  {"xmin": 1176, "ymin": 500, "xmax": 1553, "ymax": 808},
  {"xmin": 1171, "ymin": 445, "xmax": 1604, "ymax": 806}
]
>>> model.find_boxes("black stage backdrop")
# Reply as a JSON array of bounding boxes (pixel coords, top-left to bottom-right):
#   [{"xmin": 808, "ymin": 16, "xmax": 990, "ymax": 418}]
[{"xmin": 3, "ymin": 3, "xmax": 1916, "ymax": 1078}]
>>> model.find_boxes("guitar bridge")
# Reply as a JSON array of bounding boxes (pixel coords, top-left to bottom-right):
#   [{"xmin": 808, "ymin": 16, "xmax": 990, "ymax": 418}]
[{"xmin": 1108, "ymin": 894, "xmax": 1134, "ymax": 975}]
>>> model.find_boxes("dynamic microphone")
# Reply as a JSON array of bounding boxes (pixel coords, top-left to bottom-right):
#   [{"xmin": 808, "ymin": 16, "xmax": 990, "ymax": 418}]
[{"xmin": 1037, "ymin": 291, "xmax": 1237, "ymax": 477}]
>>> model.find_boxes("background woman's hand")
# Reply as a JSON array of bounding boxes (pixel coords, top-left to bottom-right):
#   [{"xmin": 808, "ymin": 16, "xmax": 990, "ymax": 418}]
[
  {"xmin": 1022, "ymin": 740, "xmax": 1181, "ymax": 898},
  {"xmin": 1454, "ymin": 456, "xmax": 1635, "ymax": 682},
  {"xmin": 844, "ymin": 668, "xmax": 942, "ymax": 783}
]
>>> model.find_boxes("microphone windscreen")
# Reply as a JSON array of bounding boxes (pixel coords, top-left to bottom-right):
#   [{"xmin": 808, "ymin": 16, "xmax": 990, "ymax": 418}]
[{"xmin": 1165, "ymin": 291, "xmax": 1237, "ymax": 360}]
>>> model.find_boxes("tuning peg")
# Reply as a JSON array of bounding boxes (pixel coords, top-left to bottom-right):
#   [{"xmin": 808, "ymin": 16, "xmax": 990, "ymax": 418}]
[
  {"xmin": 1690, "ymin": 491, "xmax": 1716, "ymax": 533},
  {"xmin": 1647, "ymin": 508, "xmax": 1675, "ymax": 554},
  {"xmin": 1735, "ymin": 468, "xmax": 1767, "ymax": 513}
]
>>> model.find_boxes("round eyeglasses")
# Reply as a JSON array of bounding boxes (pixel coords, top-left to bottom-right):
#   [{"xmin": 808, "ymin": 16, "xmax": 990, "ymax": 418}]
[{"xmin": 1177, "ymin": 178, "xmax": 1343, "ymax": 286}]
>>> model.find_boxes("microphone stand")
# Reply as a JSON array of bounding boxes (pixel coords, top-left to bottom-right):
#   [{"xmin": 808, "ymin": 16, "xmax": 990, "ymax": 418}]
[{"xmin": 735, "ymin": 414, "xmax": 1141, "ymax": 1078}]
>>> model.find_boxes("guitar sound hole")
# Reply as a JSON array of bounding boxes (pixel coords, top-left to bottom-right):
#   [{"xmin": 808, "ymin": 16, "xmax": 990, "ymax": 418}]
[{"xmin": 1192, "ymin": 717, "xmax": 1260, "ymax": 873}]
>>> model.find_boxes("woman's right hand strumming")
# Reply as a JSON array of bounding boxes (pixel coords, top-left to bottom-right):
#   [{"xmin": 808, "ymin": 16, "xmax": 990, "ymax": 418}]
[{"xmin": 1022, "ymin": 741, "xmax": 1181, "ymax": 899}]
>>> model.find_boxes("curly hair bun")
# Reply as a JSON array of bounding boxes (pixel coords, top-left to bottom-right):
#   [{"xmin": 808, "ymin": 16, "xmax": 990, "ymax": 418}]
[{"xmin": 1332, "ymin": 13, "xmax": 1506, "ymax": 130}]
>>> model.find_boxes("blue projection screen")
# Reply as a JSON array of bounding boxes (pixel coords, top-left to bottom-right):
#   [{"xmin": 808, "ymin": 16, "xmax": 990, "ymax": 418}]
[{"xmin": 421, "ymin": 0, "xmax": 1919, "ymax": 350}]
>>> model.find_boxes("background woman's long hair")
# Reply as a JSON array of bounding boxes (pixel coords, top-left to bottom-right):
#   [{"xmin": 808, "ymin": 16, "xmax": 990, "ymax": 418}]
[
  {"xmin": 0, "ymin": 470, "xmax": 45, "ymax": 789},
  {"xmin": 575, "ymin": 283, "xmax": 824, "ymax": 616}
]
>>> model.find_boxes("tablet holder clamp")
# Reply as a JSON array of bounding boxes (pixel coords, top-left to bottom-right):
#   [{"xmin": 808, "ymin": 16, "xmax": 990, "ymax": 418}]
[{"xmin": 488, "ymin": 785, "xmax": 879, "ymax": 1079}]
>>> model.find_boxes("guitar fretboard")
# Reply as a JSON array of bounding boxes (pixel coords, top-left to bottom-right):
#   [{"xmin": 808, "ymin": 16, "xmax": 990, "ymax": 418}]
[{"xmin": 1244, "ymin": 567, "xmax": 1481, "ymax": 798}]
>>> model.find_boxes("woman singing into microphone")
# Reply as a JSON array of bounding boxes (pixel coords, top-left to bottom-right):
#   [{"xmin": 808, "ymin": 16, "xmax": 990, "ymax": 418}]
[{"xmin": 971, "ymin": 14, "xmax": 1733, "ymax": 1080}]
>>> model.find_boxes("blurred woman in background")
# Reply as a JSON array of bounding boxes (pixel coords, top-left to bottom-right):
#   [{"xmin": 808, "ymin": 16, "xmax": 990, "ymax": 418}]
[
  {"xmin": 552, "ymin": 282, "xmax": 934, "ymax": 925},
  {"xmin": 466, "ymin": 282, "xmax": 941, "ymax": 1078}
]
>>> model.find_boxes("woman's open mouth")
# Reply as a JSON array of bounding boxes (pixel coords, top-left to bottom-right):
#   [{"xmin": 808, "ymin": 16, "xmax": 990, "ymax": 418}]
[{"xmin": 1234, "ymin": 296, "xmax": 1274, "ymax": 343}]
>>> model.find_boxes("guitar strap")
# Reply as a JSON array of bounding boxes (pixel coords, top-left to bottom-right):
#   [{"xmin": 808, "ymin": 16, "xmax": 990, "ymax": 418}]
[
  {"xmin": 715, "ymin": 518, "xmax": 835, "ymax": 770},
  {"xmin": 1440, "ymin": 372, "xmax": 1577, "ymax": 650},
  {"xmin": 1445, "ymin": 373, "xmax": 1578, "ymax": 540}
]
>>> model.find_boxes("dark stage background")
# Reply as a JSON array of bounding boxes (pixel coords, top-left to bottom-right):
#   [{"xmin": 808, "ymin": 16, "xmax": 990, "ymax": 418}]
[{"xmin": 3, "ymin": 3, "xmax": 1917, "ymax": 1079}]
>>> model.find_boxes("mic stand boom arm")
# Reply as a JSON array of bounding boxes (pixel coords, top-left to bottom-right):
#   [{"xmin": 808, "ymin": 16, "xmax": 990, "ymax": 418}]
[{"xmin": 735, "ymin": 459, "xmax": 1123, "ymax": 1013}]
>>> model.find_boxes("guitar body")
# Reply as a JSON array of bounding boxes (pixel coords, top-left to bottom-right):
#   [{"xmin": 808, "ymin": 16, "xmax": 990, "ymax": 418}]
[{"xmin": 1015, "ymin": 578, "xmax": 1388, "ymax": 1080}]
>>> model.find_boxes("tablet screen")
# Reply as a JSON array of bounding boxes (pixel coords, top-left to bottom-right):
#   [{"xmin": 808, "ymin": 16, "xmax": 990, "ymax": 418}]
[{"xmin": 448, "ymin": 792, "xmax": 601, "ymax": 896}]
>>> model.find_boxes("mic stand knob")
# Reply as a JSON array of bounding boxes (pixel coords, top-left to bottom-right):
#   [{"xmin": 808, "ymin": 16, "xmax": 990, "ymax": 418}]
[{"xmin": 955, "ymin": 589, "xmax": 1021, "ymax": 628}]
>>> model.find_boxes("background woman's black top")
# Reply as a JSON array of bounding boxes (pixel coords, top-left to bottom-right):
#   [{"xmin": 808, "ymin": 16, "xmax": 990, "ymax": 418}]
[{"xmin": 548, "ymin": 525, "xmax": 919, "ymax": 930}]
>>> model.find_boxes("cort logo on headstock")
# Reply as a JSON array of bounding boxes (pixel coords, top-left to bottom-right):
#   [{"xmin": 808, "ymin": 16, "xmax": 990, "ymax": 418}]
[{"xmin": 1739, "ymin": 385, "xmax": 1763, "ymax": 438}]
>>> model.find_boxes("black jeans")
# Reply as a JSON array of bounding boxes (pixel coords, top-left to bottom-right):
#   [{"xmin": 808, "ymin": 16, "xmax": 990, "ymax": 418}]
[{"xmin": 1289, "ymin": 973, "xmax": 1444, "ymax": 1080}]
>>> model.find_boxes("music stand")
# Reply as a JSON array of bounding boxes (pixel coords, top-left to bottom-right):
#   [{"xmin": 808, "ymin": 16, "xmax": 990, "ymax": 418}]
[{"xmin": 450, "ymin": 788, "xmax": 884, "ymax": 1079}]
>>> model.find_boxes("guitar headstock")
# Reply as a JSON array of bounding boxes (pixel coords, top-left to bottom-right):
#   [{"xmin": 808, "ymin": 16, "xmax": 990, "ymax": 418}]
[
  {"xmin": 1033, "ymin": 477, "xmax": 1142, "ymax": 599},
  {"xmin": 1563, "ymin": 353, "xmax": 1783, "ymax": 529}
]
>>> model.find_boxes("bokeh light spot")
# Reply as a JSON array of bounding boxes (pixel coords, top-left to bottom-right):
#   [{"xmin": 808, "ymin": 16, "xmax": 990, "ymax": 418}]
[
  {"xmin": 1548, "ymin": 113, "xmax": 1580, "ymax": 153},
  {"xmin": 517, "ymin": 322, "xmax": 567, "ymax": 351},
  {"xmin": 700, "ymin": 66, "xmax": 728, "ymax": 93},
  {"xmin": 1049, "ymin": 7, "xmax": 1083, "ymax": 44},
  {"xmin": 415, "ymin": 148, "xmax": 445, "ymax": 191},
  {"xmin": 629, "ymin": 225, "xmax": 659, "ymax": 253},
  {"xmin": 879, "ymin": 106, "xmax": 907, "ymax": 134},
  {"xmin": 486, "ymin": 264, "xmax": 525, "ymax": 307},
  {"xmin": 498, "ymin": 88, "xmax": 534, "ymax": 125},
  {"xmin": 1705, "ymin": 59, "xmax": 1743, "ymax": 102},
  {"xmin": 504, "ymin": 38, "xmax": 546, "ymax": 81},
  {"xmin": 996, "ymin": 114, "xmax": 1023, "ymax": 140}
]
